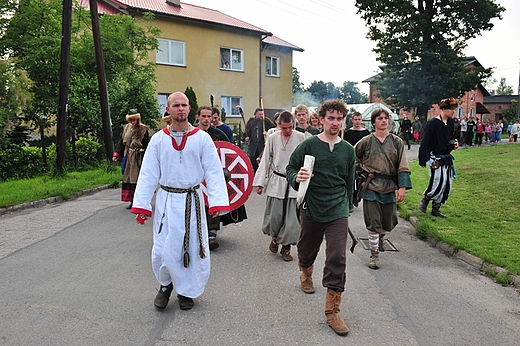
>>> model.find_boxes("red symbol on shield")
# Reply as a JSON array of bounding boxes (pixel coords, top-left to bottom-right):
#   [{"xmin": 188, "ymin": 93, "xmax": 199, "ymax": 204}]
[{"xmin": 202, "ymin": 141, "xmax": 254, "ymax": 211}]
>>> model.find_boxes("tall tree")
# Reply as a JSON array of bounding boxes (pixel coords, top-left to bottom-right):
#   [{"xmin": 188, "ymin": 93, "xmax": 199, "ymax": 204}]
[
  {"xmin": 1, "ymin": 1, "xmax": 161, "ymax": 163},
  {"xmin": 307, "ymin": 81, "xmax": 340, "ymax": 103},
  {"xmin": 292, "ymin": 67, "xmax": 303, "ymax": 94},
  {"xmin": 339, "ymin": 81, "xmax": 368, "ymax": 104},
  {"xmin": 0, "ymin": 59, "xmax": 32, "ymax": 136},
  {"xmin": 355, "ymin": 0, "xmax": 504, "ymax": 122},
  {"xmin": 1, "ymin": 0, "xmax": 63, "ymax": 133},
  {"xmin": 496, "ymin": 77, "xmax": 514, "ymax": 95}
]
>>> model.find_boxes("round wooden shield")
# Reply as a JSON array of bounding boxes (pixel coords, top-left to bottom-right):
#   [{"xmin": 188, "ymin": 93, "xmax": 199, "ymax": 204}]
[{"xmin": 202, "ymin": 141, "xmax": 254, "ymax": 210}]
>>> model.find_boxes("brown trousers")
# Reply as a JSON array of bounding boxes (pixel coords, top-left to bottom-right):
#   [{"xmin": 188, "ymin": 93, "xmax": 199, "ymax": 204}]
[{"xmin": 297, "ymin": 207, "xmax": 348, "ymax": 292}]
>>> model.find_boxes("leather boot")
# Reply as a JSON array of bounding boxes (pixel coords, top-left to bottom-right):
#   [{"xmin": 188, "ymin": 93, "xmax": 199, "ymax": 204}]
[
  {"xmin": 299, "ymin": 264, "xmax": 315, "ymax": 294},
  {"xmin": 418, "ymin": 197, "xmax": 430, "ymax": 213},
  {"xmin": 324, "ymin": 289, "xmax": 349, "ymax": 336},
  {"xmin": 368, "ymin": 250, "xmax": 379, "ymax": 270},
  {"xmin": 431, "ymin": 202, "xmax": 447, "ymax": 218}
]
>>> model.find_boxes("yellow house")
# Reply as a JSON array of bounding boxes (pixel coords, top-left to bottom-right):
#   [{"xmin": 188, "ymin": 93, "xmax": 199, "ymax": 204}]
[{"xmin": 85, "ymin": 0, "xmax": 303, "ymax": 126}]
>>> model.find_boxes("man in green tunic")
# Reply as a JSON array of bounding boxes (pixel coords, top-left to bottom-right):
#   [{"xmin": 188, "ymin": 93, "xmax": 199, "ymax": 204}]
[
  {"xmin": 287, "ymin": 99, "xmax": 355, "ymax": 336},
  {"xmin": 354, "ymin": 108, "xmax": 412, "ymax": 269}
]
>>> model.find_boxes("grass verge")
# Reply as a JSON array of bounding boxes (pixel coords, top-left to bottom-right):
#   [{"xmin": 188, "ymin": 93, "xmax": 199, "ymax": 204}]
[
  {"xmin": 399, "ymin": 144, "xmax": 520, "ymax": 276},
  {"xmin": 0, "ymin": 163, "xmax": 122, "ymax": 208}
]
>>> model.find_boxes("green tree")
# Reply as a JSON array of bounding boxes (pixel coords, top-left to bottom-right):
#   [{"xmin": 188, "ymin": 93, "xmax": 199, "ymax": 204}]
[
  {"xmin": 1, "ymin": 1, "xmax": 161, "ymax": 164},
  {"xmin": 496, "ymin": 77, "xmax": 514, "ymax": 95},
  {"xmin": 0, "ymin": 0, "xmax": 17, "ymax": 37},
  {"xmin": 307, "ymin": 81, "xmax": 339, "ymax": 103},
  {"xmin": 185, "ymin": 86, "xmax": 198, "ymax": 125},
  {"xmin": 0, "ymin": 59, "xmax": 32, "ymax": 136},
  {"xmin": 502, "ymin": 99, "xmax": 517, "ymax": 123},
  {"xmin": 1, "ymin": 0, "xmax": 63, "ymax": 132},
  {"xmin": 338, "ymin": 81, "xmax": 368, "ymax": 104},
  {"xmin": 292, "ymin": 67, "xmax": 303, "ymax": 94},
  {"xmin": 355, "ymin": 0, "xmax": 504, "ymax": 123}
]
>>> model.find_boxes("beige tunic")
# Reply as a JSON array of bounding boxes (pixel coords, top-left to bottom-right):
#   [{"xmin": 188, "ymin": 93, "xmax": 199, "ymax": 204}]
[{"xmin": 253, "ymin": 130, "xmax": 307, "ymax": 198}]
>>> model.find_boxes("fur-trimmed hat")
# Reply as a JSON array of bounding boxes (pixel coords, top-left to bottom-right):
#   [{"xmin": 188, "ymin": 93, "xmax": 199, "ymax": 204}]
[
  {"xmin": 126, "ymin": 109, "xmax": 141, "ymax": 122},
  {"xmin": 439, "ymin": 98, "xmax": 458, "ymax": 110},
  {"xmin": 162, "ymin": 111, "xmax": 171, "ymax": 125}
]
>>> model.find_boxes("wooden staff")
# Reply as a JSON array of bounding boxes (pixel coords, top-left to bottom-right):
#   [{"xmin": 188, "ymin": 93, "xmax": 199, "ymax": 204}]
[{"xmin": 260, "ymin": 97, "xmax": 265, "ymax": 137}]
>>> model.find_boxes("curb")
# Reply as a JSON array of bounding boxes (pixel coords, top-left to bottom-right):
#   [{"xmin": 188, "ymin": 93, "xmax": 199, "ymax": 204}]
[
  {"xmin": 408, "ymin": 216, "xmax": 520, "ymax": 289},
  {"xmin": 0, "ymin": 184, "xmax": 112, "ymax": 217}
]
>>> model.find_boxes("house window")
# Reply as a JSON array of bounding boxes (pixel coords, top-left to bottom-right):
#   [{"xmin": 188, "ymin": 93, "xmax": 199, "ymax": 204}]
[
  {"xmin": 265, "ymin": 56, "xmax": 279, "ymax": 76},
  {"xmin": 470, "ymin": 93, "xmax": 475, "ymax": 102},
  {"xmin": 157, "ymin": 38, "xmax": 186, "ymax": 66},
  {"xmin": 220, "ymin": 47, "xmax": 243, "ymax": 71},
  {"xmin": 158, "ymin": 93, "xmax": 169, "ymax": 115},
  {"xmin": 221, "ymin": 96, "xmax": 243, "ymax": 117},
  {"xmin": 456, "ymin": 108, "xmax": 463, "ymax": 118},
  {"xmin": 470, "ymin": 108, "xmax": 476, "ymax": 118}
]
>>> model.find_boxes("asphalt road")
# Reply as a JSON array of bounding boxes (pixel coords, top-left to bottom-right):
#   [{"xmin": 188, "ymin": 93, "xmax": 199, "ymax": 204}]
[{"xmin": 1, "ymin": 142, "xmax": 519, "ymax": 346}]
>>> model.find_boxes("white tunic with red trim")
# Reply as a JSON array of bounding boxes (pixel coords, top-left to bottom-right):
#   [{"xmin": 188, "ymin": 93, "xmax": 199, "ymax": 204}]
[{"xmin": 131, "ymin": 127, "xmax": 229, "ymax": 298}]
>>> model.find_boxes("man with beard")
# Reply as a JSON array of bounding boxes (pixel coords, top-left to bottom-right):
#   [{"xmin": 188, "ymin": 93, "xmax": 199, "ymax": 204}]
[
  {"xmin": 287, "ymin": 99, "xmax": 355, "ymax": 336},
  {"xmin": 131, "ymin": 92, "xmax": 229, "ymax": 311}
]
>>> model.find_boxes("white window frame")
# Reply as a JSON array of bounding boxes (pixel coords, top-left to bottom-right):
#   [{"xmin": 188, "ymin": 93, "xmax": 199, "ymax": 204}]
[
  {"xmin": 220, "ymin": 47, "xmax": 244, "ymax": 71},
  {"xmin": 157, "ymin": 93, "xmax": 169, "ymax": 115},
  {"xmin": 156, "ymin": 38, "xmax": 186, "ymax": 66},
  {"xmin": 265, "ymin": 56, "xmax": 279, "ymax": 77},
  {"xmin": 221, "ymin": 96, "xmax": 243, "ymax": 117}
]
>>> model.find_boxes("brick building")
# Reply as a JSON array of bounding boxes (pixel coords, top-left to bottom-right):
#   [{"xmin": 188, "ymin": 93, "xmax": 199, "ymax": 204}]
[{"xmin": 362, "ymin": 56, "xmax": 517, "ymax": 122}]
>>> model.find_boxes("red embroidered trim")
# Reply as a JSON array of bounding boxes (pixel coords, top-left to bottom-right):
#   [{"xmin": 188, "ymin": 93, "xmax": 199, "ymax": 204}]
[{"xmin": 163, "ymin": 127, "xmax": 200, "ymax": 151}]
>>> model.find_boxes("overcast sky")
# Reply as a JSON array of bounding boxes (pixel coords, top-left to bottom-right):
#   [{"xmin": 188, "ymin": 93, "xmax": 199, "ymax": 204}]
[{"xmin": 186, "ymin": 0, "xmax": 520, "ymax": 95}]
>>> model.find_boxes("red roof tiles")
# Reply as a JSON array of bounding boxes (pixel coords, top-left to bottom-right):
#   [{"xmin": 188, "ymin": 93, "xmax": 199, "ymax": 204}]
[{"xmin": 79, "ymin": 0, "xmax": 302, "ymax": 51}]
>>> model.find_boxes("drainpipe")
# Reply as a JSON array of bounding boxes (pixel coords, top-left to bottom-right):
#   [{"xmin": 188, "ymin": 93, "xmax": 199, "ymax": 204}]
[{"xmin": 259, "ymin": 36, "xmax": 267, "ymax": 108}]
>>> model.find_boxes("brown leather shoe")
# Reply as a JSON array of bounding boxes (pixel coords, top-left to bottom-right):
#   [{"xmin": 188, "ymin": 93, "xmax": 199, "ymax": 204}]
[
  {"xmin": 269, "ymin": 238, "xmax": 279, "ymax": 253},
  {"xmin": 281, "ymin": 245, "xmax": 293, "ymax": 261}
]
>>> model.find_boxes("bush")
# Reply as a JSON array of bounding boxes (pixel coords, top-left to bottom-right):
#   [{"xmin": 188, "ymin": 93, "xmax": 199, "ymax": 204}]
[
  {"xmin": 0, "ymin": 137, "xmax": 106, "ymax": 180},
  {"xmin": 75, "ymin": 137, "xmax": 104, "ymax": 170},
  {"xmin": 0, "ymin": 141, "xmax": 46, "ymax": 181},
  {"xmin": 47, "ymin": 137, "xmax": 104, "ymax": 171}
]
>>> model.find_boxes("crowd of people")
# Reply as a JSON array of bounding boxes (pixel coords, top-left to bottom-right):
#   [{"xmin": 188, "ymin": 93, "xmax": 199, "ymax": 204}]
[{"xmin": 116, "ymin": 92, "xmax": 520, "ymax": 337}]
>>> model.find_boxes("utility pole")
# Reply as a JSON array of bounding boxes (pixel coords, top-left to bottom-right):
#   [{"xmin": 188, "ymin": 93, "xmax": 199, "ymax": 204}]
[
  {"xmin": 56, "ymin": 0, "xmax": 72, "ymax": 175},
  {"xmin": 89, "ymin": 0, "xmax": 114, "ymax": 160}
]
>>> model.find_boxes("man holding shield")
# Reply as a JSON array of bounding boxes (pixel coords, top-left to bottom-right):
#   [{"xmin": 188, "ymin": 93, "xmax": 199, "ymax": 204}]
[
  {"xmin": 286, "ymin": 99, "xmax": 355, "ymax": 336},
  {"xmin": 131, "ymin": 92, "xmax": 229, "ymax": 311}
]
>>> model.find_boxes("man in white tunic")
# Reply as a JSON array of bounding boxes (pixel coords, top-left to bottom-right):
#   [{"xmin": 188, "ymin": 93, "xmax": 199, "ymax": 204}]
[
  {"xmin": 131, "ymin": 92, "xmax": 229, "ymax": 310},
  {"xmin": 253, "ymin": 111, "xmax": 306, "ymax": 261}
]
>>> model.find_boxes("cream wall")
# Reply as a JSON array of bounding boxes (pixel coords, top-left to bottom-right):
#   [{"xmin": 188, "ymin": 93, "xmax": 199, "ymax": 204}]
[
  {"xmin": 135, "ymin": 15, "xmax": 295, "ymax": 127},
  {"xmin": 150, "ymin": 18, "xmax": 263, "ymax": 126},
  {"xmin": 261, "ymin": 45, "xmax": 294, "ymax": 114}
]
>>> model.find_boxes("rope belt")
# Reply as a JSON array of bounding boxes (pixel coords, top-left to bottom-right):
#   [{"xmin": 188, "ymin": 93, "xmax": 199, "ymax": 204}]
[{"xmin": 160, "ymin": 184, "xmax": 205, "ymax": 268}]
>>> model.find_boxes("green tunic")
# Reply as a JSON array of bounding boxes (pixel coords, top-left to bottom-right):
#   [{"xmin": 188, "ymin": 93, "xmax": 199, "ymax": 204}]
[
  {"xmin": 286, "ymin": 136, "xmax": 355, "ymax": 223},
  {"xmin": 354, "ymin": 133, "xmax": 412, "ymax": 204}
]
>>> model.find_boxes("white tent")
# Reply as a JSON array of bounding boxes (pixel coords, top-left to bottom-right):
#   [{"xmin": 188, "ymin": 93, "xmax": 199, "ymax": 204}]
[{"xmin": 346, "ymin": 103, "xmax": 400, "ymax": 133}]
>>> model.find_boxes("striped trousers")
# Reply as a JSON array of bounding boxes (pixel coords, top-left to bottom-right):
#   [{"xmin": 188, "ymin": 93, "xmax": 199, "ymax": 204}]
[{"xmin": 424, "ymin": 163, "xmax": 453, "ymax": 204}]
